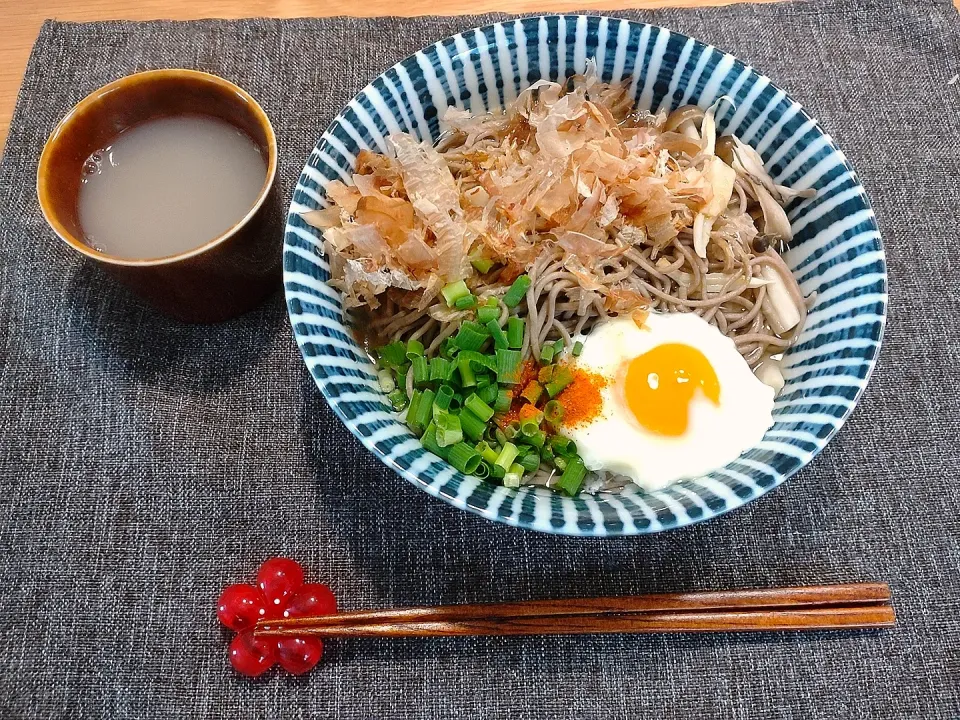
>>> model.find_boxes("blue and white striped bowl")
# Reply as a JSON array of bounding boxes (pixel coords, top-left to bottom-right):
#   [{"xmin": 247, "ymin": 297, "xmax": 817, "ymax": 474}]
[{"xmin": 284, "ymin": 16, "xmax": 886, "ymax": 535}]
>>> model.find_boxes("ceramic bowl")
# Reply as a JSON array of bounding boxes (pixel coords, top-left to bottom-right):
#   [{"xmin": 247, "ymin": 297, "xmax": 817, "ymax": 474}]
[{"xmin": 283, "ymin": 16, "xmax": 886, "ymax": 535}]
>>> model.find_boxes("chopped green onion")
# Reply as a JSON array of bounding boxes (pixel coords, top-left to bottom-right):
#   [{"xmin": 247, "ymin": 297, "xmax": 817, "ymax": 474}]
[
  {"xmin": 429, "ymin": 356, "xmax": 455, "ymax": 382},
  {"xmin": 457, "ymin": 354, "xmax": 476, "ymax": 387},
  {"xmin": 503, "ymin": 423, "xmax": 520, "ymax": 441},
  {"xmin": 420, "ymin": 423, "xmax": 448, "ymax": 459},
  {"xmin": 489, "ymin": 463, "xmax": 506, "ymax": 480},
  {"xmin": 473, "ymin": 462, "xmax": 490, "ymax": 480},
  {"xmin": 555, "ymin": 456, "xmax": 586, "ymax": 496},
  {"xmin": 413, "ymin": 388, "xmax": 435, "ymax": 429},
  {"xmin": 553, "ymin": 456, "xmax": 568, "ymax": 471},
  {"xmin": 435, "ymin": 411, "xmax": 463, "ymax": 447},
  {"xmin": 441, "ymin": 280, "xmax": 470, "ymax": 307},
  {"xmin": 486, "ymin": 296, "xmax": 499, "ymax": 307},
  {"xmin": 469, "ymin": 249, "xmax": 495, "ymax": 274},
  {"xmin": 406, "ymin": 390, "xmax": 423, "ymax": 432},
  {"xmin": 439, "ymin": 337, "xmax": 457, "ymax": 359},
  {"xmin": 553, "ymin": 338, "xmax": 564, "ymax": 356},
  {"xmin": 503, "ymin": 463, "xmax": 523, "ymax": 488},
  {"xmin": 464, "ymin": 393, "xmax": 495, "ymax": 422},
  {"xmin": 378, "ymin": 341, "xmax": 406, "ymax": 368},
  {"xmin": 476, "ymin": 440, "xmax": 500, "ymax": 464},
  {"xmin": 387, "ymin": 389, "xmax": 408, "ymax": 411},
  {"xmin": 544, "ymin": 399, "xmax": 564, "ymax": 425},
  {"xmin": 410, "ymin": 355, "xmax": 429, "ymax": 387},
  {"xmin": 459, "ymin": 408, "xmax": 488, "ymax": 442},
  {"xmin": 495, "ymin": 349, "xmax": 523, "ymax": 384},
  {"xmin": 477, "ymin": 383, "xmax": 498, "ymax": 405},
  {"xmin": 527, "ymin": 429, "xmax": 547, "ymax": 448},
  {"xmin": 405, "ymin": 339, "xmax": 424, "ymax": 359},
  {"xmin": 538, "ymin": 365, "xmax": 554, "ymax": 383},
  {"xmin": 377, "ymin": 368, "xmax": 396, "ymax": 393},
  {"xmin": 494, "ymin": 427, "xmax": 507, "ymax": 446},
  {"xmin": 507, "ymin": 317, "xmax": 525, "ymax": 349},
  {"xmin": 454, "ymin": 321, "xmax": 489, "ymax": 352},
  {"xmin": 435, "ymin": 384, "xmax": 455, "ymax": 410},
  {"xmin": 495, "ymin": 441, "xmax": 519, "ymax": 469},
  {"xmin": 457, "ymin": 350, "xmax": 497, "ymax": 373},
  {"xmin": 502, "ymin": 274, "xmax": 531, "ymax": 308},
  {"xmin": 539, "ymin": 345, "xmax": 555, "ymax": 364},
  {"xmin": 518, "ymin": 452, "xmax": 541, "ymax": 473},
  {"xmin": 454, "ymin": 293, "xmax": 477, "ymax": 310},
  {"xmin": 494, "ymin": 389, "xmax": 512, "ymax": 413},
  {"xmin": 520, "ymin": 380, "xmax": 542, "ymax": 405},
  {"xmin": 550, "ymin": 434, "xmax": 576, "ymax": 456},
  {"xmin": 476, "ymin": 374, "xmax": 492, "ymax": 390},
  {"xmin": 476, "ymin": 304, "xmax": 499, "ymax": 325},
  {"xmin": 486, "ymin": 320, "xmax": 509, "ymax": 350},
  {"xmin": 540, "ymin": 444, "xmax": 555, "ymax": 462},
  {"xmin": 471, "ymin": 256, "xmax": 495, "ymax": 274},
  {"xmin": 573, "ymin": 341, "xmax": 584, "ymax": 357},
  {"xmin": 520, "ymin": 412, "xmax": 543, "ymax": 437},
  {"xmin": 448, "ymin": 442, "xmax": 482, "ymax": 474},
  {"xmin": 545, "ymin": 365, "xmax": 574, "ymax": 398}
]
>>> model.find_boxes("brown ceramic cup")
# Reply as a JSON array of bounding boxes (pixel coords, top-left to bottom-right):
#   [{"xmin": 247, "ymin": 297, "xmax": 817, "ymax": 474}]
[{"xmin": 37, "ymin": 69, "xmax": 281, "ymax": 323}]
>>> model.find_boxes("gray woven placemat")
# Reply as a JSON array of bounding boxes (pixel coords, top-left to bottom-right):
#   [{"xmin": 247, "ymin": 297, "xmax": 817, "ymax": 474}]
[{"xmin": 1, "ymin": 1, "xmax": 958, "ymax": 717}]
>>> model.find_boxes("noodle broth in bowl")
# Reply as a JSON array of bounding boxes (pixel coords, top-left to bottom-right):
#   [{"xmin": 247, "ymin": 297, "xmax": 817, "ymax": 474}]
[{"xmin": 285, "ymin": 16, "xmax": 886, "ymax": 535}]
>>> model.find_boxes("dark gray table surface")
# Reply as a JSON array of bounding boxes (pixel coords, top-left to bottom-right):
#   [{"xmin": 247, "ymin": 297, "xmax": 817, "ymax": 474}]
[{"xmin": 0, "ymin": 1, "xmax": 958, "ymax": 717}]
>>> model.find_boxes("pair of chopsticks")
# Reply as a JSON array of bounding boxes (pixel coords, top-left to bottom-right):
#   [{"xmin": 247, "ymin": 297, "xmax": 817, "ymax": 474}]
[{"xmin": 255, "ymin": 583, "xmax": 894, "ymax": 638}]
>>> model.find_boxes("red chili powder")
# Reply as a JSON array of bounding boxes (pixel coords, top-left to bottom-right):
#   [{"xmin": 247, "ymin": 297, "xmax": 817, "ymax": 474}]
[{"xmin": 556, "ymin": 368, "xmax": 608, "ymax": 428}]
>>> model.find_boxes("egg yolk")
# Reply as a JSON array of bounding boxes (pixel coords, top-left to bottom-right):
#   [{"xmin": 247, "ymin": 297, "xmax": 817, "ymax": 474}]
[{"xmin": 622, "ymin": 343, "xmax": 720, "ymax": 436}]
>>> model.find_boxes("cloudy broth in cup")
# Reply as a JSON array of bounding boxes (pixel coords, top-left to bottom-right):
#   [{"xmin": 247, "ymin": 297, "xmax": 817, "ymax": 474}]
[{"xmin": 78, "ymin": 115, "xmax": 267, "ymax": 260}]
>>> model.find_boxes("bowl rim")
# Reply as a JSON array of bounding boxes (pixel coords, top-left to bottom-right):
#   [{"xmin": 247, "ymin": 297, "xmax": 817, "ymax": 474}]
[{"xmin": 283, "ymin": 14, "xmax": 888, "ymax": 535}]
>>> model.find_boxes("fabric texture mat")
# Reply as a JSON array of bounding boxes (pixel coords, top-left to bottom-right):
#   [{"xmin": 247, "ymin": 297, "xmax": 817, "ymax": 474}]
[{"xmin": 1, "ymin": 1, "xmax": 959, "ymax": 717}]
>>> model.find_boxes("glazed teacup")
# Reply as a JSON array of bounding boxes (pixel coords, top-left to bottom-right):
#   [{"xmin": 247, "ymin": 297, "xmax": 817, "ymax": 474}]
[{"xmin": 37, "ymin": 69, "xmax": 281, "ymax": 323}]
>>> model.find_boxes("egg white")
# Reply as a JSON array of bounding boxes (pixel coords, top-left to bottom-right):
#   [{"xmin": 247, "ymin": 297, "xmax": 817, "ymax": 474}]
[{"xmin": 564, "ymin": 312, "xmax": 775, "ymax": 491}]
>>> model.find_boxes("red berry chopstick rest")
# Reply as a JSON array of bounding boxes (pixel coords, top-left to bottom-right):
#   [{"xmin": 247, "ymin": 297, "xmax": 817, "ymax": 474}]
[{"xmin": 217, "ymin": 558, "xmax": 336, "ymax": 677}]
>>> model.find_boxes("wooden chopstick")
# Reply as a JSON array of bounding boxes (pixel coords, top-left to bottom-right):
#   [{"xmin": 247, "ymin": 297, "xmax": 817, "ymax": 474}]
[{"xmin": 254, "ymin": 583, "xmax": 894, "ymax": 638}]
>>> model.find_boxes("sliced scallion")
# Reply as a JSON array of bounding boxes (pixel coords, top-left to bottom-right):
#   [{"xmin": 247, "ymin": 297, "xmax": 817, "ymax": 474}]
[
  {"xmin": 378, "ymin": 341, "xmax": 406, "ymax": 368},
  {"xmin": 387, "ymin": 389, "xmax": 408, "ymax": 411},
  {"xmin": 506, "ymin": 317, "xmax": 525, "ymax": 349},
  {"xmin": 454, "ymin": 321, "xmax": 488, "ymax": 352},
  {"xmin": 572, "ymin": 341, "xmax": 584, "ymax": 357},
  {"xmin": 434, "ymin": 384, "xmax": 455, "ymax": 410},
  {"xmin": 502, "ymin": 274, "xmax": 531, "ymax": 308},
  {"xmin": 495, "ymin": 349, "xmax": 523, "ymax": 385},
  {"xmin": 486, "ymin": 320, "xmax": 509, "ymax": 350},
  {"xmin": 454, "ymin": 293, "xmax": 477, "ymax": 310},
  {"xmin": 459, "ymin": 408, "xmax": 488, "ymax": 442},
  {"xmin": 405, "ymin": 339, "xmax": 424, "ymax": 359},
  {"xmin": 477, "ymin": 383, "xmax": 498, "ymax": 406},
  {"xmin": 554, "ymin": 455, "xmax": 586, "ymax": 496},
  {"xmin": 410, "ymin": 355, "xmax": 429, "ymax": 387},
  {"xmin": 476, "ymin": 304, "xmax": 499, "ymax": 325},
  {"xmin": 549, "ymin": 434, "xmax": 576, "ymax": 456},
  {"xmin": 543, "ymin": 399, "xmax": 564, "ymax": 425},
  {"xmin": 420, "ymin": 423, "xmax": 448, "ymax": 459},
  {"xmin": 441, "ymin": 280, "xmax": 470, "ymax": 307},
  {"xmin": 435, "ymin": 411, "xmax": 463, "ymax": 447},
  {"xmin": 493, "ymin": 389, "xmax": 512, "ymax": 413},
  {"xmin": 448, "ymin": 442, "xmax": 482, "ymax": 474},
  {"xmin": 464, "ymin": 393, "xmax": 495, "ymax": 422},
  {"xmin": 429, "ymin": 356, "xmax": 455, "ymax": 382},
  {"xmin": 495, "ymin": 441, "xmax": 519, "ymax": 469}
]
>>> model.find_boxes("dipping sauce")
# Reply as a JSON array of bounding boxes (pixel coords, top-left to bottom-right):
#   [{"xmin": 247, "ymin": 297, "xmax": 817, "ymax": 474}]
[{"xmin": 78, "ymin": 115, "xmax": 267, "ymax": 259}]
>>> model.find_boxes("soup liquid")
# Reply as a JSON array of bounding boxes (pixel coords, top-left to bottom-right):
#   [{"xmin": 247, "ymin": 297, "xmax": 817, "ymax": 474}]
[{"xmin": 78, "ymin": 115, "xmax": 267, "ymax": 260}]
